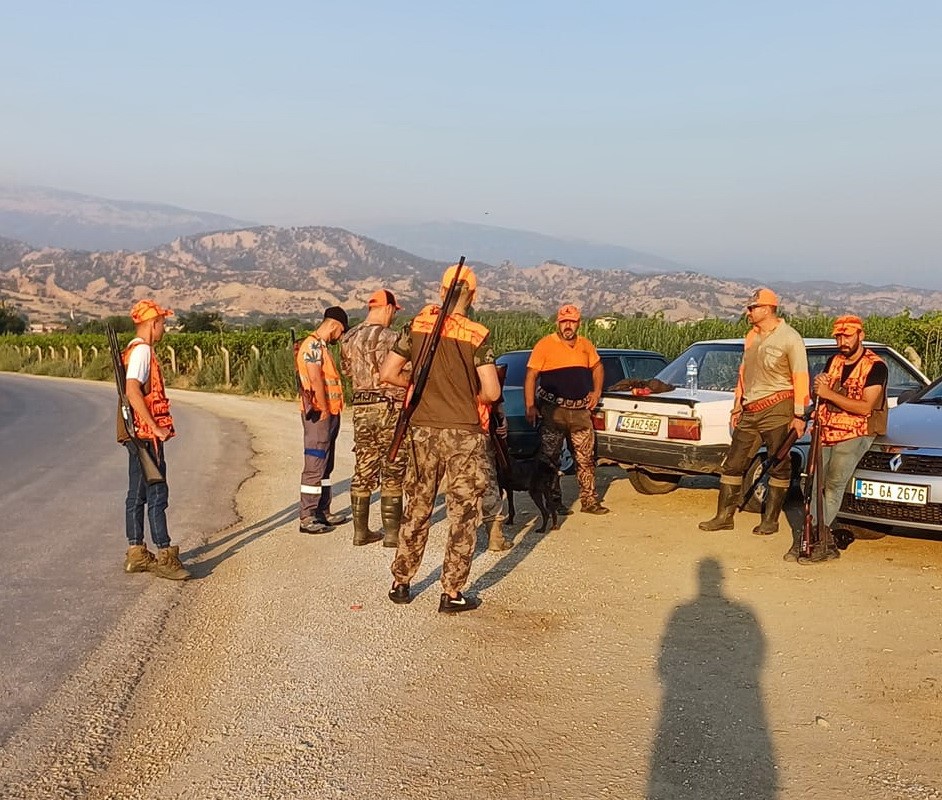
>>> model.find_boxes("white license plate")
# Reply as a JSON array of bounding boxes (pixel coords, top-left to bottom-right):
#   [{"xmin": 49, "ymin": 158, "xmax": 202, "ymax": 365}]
[
  {"xmin": 854, "ymin": 479, "xmax": 928, "ymax": 505},
  {"xmin": 615, "ymin": 414, "xmax": 661, "ymax": 435}
]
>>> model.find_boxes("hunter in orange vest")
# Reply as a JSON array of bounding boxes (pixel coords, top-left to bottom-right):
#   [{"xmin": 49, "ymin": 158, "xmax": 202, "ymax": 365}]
[
  {"xmin": 120, "ymin": 299, "xmax": 190, "ymax": 580},
  {"xmin": 789, "ymin": 315, "xmax": 888, "ymax": 564},
  {"xmin": 296, "ymin": 306, "xmax": 350, "ymax": 535}
]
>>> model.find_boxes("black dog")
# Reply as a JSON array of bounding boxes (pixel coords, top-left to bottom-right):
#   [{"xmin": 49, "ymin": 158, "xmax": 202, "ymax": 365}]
[{"xmin": 496, "ymin": 454, "xmax": 559, "ymax": 533}]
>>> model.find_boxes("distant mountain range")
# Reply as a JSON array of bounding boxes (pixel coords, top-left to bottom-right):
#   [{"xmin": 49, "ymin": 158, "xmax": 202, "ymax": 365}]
[
  {"xmin": 2, "ymin": 225, "xmax": 941, "ymax": 327},
  {"xmin": 1, "ymin": 184, "xmax": 938, "ymax": 326},
  {"xmin": 0, "ymin": 184, "xmax": 253, "ymax": 251},
  {"xmin": 357, "ymin": 220, "xmax": 687, "ymax": 273}
]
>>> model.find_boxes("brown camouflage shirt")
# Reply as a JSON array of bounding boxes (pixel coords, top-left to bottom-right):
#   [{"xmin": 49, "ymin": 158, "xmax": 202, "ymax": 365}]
[{"xmin": 340, "ymin": 322, "xmax": 406, "ymax": 401}]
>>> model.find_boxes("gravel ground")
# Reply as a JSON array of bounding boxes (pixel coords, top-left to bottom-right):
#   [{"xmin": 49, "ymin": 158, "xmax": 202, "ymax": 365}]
[{"xmin": 1, "ymin": 391, "xmax": 940, "ymax": 800}]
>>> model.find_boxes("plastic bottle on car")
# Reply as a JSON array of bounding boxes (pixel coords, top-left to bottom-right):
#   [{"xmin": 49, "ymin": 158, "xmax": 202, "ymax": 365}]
[{"xmin": 686, "ymin": 357, "xmax": 698, "ymax": 397}]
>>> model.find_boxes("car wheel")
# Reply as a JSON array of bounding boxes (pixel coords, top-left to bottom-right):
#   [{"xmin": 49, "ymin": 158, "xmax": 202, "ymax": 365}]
[
  {"xmin": 627, "ymin": 469, "xmax": 682, "ymax": 495},
  {"xmin": 559, "ymin": 442, "xmax": 576, "ymax": 475},
  {"xmin": 743, "ymin": 453, "xmax": 802, "ymax": 514}
]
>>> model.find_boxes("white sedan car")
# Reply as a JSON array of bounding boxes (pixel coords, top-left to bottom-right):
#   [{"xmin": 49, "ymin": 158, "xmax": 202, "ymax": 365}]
[{"xmin": 595, "ymin": 339, "xmax": 929, "ymax": 508}]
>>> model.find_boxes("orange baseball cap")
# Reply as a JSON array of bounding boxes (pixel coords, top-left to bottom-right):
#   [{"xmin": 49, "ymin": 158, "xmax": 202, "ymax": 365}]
[
  {"xmin": 130, "ymin": 299, "xmax": 174, "ymax": 323},
  {"xmin": 832, "ymin": 314, "xmax": 864, "ymax": 336},
  {"xmin": 367, "ymin": 289, "xmax": 402, "ymax": 309},
  {"xmin": 441, "ymin": 263, "xmax": 477, "ymax": 292},
  {"xmin": 747, "ymin": 287, "xmax": 779, "ymax": 308},
  {"xmin": 557, "ymin": 304, "xmax": 581, "ymax": 322}
]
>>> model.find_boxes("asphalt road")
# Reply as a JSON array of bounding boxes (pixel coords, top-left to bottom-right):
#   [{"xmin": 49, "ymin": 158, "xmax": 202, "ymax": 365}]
[{"xmin": 0, "ymin": 373, "xmax": 251, "ymax": 745}]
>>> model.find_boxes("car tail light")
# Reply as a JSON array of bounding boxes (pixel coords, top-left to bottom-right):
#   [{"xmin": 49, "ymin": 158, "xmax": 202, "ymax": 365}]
[
  {"xmin": 592, "ymin": 409, "xmax": 606, "ymax": 431},
  {"xmin": 667, "ymin": 417, "xmax": 700, "ymax": 440}
]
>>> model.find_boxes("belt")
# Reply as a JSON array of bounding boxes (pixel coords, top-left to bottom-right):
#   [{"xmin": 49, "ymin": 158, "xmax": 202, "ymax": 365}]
[
  {"xmin": 352, "ymin": 390, "xmax": 399, "ymax": 406},
  {"xmin": 536, "ymin": 387, "xmax": 588, "ymax": 409},
  {"xmin": 742, "ymin": 390, "xmax": 794, "ymax": 414}
]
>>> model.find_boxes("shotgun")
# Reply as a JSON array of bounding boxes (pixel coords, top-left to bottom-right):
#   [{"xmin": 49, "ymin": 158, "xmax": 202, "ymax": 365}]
[
  {"xmin": 800, "ymin": 397, "xmax": 825, "ymax": 558},
  {"xmin": 107, "ymin": 325, "xmax": 165, "ymax": 486},
  {"xmin": 387, "ymin": 256, "xmax": 466, "ymax": 462}
]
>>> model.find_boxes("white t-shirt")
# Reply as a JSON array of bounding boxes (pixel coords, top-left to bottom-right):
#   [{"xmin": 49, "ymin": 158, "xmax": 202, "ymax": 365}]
[{"xmin": 125, "ymin": 339, "xmax": 152, "ymax": 385}]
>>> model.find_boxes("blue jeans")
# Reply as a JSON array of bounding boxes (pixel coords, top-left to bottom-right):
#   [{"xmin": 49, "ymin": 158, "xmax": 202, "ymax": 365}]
[
  {"xmin": 812, "ymin": 435, "xmax": 875, "ymax": 527},
  {"xmin": 125, "ymin": 440, "xmax": 170, "ymax": 549}
]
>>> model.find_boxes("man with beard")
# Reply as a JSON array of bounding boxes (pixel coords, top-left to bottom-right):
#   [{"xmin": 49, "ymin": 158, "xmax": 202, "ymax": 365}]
[
  {"xmin": 787, "ymin": 314, "xmax": 888, "ymax": 564},
  {"xmin": 524, "ymin": 304, "xmax": 609, "ymax": 515}
]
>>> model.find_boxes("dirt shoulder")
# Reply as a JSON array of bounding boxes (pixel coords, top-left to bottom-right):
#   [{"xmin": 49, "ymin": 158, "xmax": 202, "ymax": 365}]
[{"xmin": 2, "ymin": 392, "xmax": 940, "ymax": 800}]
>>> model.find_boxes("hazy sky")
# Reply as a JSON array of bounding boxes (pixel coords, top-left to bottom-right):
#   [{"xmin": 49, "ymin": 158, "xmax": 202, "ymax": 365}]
[{"xmin": 2, "ymin": 1, "xmax": 939, "ymax": 286}]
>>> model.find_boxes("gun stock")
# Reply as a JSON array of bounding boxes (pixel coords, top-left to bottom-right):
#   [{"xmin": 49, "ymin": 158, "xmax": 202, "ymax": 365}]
[
  {"xmin": 107, "ymin": 325, "xmax": 165, "ymax": 486},
  {"xmin": 387, "ymin": 256, "xmax": 466, "ymax": 462},
  {"xmin": 799, "ymin": 397, "xmax": 823, "ymax": 557}
]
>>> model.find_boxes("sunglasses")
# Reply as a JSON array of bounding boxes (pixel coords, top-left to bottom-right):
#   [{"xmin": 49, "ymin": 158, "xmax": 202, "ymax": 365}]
[{"xmin": 746, "ymin": 304, "xmax": 766, "ymax": 311}]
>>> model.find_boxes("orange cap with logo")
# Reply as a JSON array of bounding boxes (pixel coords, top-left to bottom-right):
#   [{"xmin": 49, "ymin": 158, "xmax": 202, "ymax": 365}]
[
  {"xmin": 441, "ymin": 263, "xmax": 477, "ymax": 292},
  {"xmin": 557, "ymin": 304, "xmax": 581, "ymax": 322},
  {"xmin": 832, "ymin": 314, "xmax": 864, "ymax": 337},
  {"xmin": 747, "ymin": 287, "xmax": 779, "ymax": 308},
  {"xmin": 367, "ymin": 289, "xmax": 403, "ymax": 309},
  {"xmin": 130, "ymin": 299, "xmax": 174, "ymax": 323}
]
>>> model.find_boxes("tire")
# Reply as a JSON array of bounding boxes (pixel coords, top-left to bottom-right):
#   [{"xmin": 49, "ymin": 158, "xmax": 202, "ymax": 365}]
[
  {"xmin": 628, "ymin": 469, "xmax": 682, "ymax": 495},
  {"xmin": 742, "ymin": 456, "xmax": 766, "ymax": 514}
]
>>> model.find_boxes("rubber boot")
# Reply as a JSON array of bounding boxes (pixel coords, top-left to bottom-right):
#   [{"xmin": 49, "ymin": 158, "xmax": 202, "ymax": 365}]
[
  {"xmin": 154, "ymin": 546, "xmax": 191, "ymax": 580},
  {"xmin": 487, "ymin": 518, "xmax": 513, "ymax": 552},
  {"xmin": 752, "ymin": 485, "xmax": 788, "ymax": 535},
  {"xmin": 315, "ymin": 485, "xmax": 350, "ymax": 526},
  {"xmin": 124, "ymin": 544, "xmax": 156, "ymax": 573},
  {"xmin": 351, "ymin": 493, "xmax": 382, "ymax": 546},
  {"xmin": 380, "ymin": 495, "xmax": 403, "ymax": 548},
  {"xmin": 698, "ymin": 483, "xmax": 740, "ymax": 531}
]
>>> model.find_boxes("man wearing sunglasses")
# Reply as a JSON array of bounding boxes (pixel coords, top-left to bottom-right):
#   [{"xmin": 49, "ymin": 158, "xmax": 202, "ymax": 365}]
[{"xmin": 700, "ymin": 288, "xmax": 810, "ymax": 535}]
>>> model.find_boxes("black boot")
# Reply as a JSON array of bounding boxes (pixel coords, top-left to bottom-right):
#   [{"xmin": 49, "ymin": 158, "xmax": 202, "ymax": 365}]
[
  {"xmin": 699, "ymin": 483, "xmax": 740, "ymax": 531},
  {"xmin": 380, "ymin": 494, "xmax": 403, "ymax": 548},
  {"xmin": 351, "ymin": 494, "xmax": 382, "ymax": 546},
  {"xmin": 315, "ymin": 484, "xmax": 350, "ymax": 526},
  {"xmin": 798, "ymin": 529, "xmax": 841, "ymax": 564},
  {"xmin": 752, "ymin": 485, "xmax": 788, "ymax": 535}
]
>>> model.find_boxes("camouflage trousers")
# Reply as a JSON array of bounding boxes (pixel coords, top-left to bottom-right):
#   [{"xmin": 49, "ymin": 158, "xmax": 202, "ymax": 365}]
[
  {"xmin": 350, "ymin": 402, "xmax": 409, "ymax": 496},
  {"xmin": 391, "ymin": 425, "xmax": 489, "ymax": 595},
  {"xmin": 539, "ymin": 403, "xmax": 599, "ymax": 507},
  {"xmin": 480, "ymin": 437, "xmax": 505, "ymax": 524}
]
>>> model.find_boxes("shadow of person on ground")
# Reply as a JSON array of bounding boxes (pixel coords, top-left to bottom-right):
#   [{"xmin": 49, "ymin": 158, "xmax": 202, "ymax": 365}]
[{"xmin": 647, "ymin": 557, "xmax": 778, "ymax": 800}]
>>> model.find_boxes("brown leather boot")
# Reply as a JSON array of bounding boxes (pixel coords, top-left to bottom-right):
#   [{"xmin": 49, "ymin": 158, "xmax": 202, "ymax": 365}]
[
  {"xmin": 487, "ymin": 519, "xmax": 513, "ymax": 551},
  {"xmin": 124, "ymin": 544, "xmax": 156, "ymax": 574},
  {"xmin": 380, "ymin": 494, "xmax": 403, "ymax": 548},
  {"xmin": 699, "ymin": 483, "xmax": 740, "ymax": 531},
  {"xmin": 155, "ymin": 546, "xmax": 191, "ymax": 580},
  {"xmin": 351, "ymin": 493, "xmax": 382, "ymax": 546}
]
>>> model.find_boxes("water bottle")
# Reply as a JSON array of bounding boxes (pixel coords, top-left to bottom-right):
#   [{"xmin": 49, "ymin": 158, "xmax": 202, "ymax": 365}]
[{"xmin": 686, "ymin": 357, "xmax": 698, "ymax": 397}]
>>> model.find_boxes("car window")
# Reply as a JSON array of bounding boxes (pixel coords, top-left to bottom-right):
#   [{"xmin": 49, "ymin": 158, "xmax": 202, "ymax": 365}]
[
  {"xmin": 624, "ymin": 356, "xmax": 669, "ymax": 380},
  {"xmin": 601, "ymin": 356, "xmax": 625, "ymax": 389},
  {"xmin": 657, "ymin": 344, "xmax": 743, "ymax": 390}
]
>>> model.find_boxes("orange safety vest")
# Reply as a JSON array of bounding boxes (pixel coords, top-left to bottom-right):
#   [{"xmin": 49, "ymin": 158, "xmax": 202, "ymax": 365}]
[
  {"xmin": 295, "ymin": 335, "xmax": 344, "ymax": 415},
  {"xmin": 411, "ymin": 305, "xmax": 490, "ymax": 431},
  {"xmin": 121, "ymin": 341, "xmax": 175, "ymax": 441},
  {"xmin": 817, "ymin": 348, "xmax": 887, "ymax": 445}
]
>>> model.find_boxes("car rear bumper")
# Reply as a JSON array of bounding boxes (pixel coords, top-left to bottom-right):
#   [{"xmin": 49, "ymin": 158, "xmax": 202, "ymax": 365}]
[{"xmin": 595, "ymin": 433, "xmax": 728, "ymax": 475}]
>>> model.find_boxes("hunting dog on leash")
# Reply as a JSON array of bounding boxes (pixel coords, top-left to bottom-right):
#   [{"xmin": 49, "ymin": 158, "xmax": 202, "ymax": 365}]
[{"xmin": 495, "ymin": 453, "xmax": 559, "ymax": 533}]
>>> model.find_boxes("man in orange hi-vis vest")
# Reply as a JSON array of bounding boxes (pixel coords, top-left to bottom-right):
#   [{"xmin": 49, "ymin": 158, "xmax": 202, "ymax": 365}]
[
  {"xmin": 121, "ymin": 299, "xmax": 190, "ymax": 580},
  {"xmin": 296, "ymin": 306, "xmax": 350, "ymax": 535},
  {"xmin": 787, "ymin": 314, "xmax": 888, "ymax": 564}
]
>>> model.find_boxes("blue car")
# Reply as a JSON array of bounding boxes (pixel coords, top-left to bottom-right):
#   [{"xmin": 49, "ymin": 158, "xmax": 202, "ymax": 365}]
[{"xmin": 496, "ymin": 348, "xmax": 669, "ymax": 472}]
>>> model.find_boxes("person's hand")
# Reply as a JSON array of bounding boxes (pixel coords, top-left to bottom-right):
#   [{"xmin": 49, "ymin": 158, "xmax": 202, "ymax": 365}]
[
  {"xmin": 494, "ymin": 414, "xmax": 508, "ymax": 438},
  {"xmin": 525, "ymin": 404, "xmax": 540, "ymax": 427},
  {"xmin": 153, "ymin": 425, "xmax": 171, "ymax": 442},
  {"xmin": 813, "ymin": 373, "xmax": 832, "ymax": 399},
  {"xmin": 730, "ymin": 408, "xmax": 743, "ymax": 430},
  {"xmin": 790, "ymin": 416, "xmax": 806, "ymax": 437},
  {"xmin": 585, "ymin": 390, "xmax": 601, "ymax": 409}
]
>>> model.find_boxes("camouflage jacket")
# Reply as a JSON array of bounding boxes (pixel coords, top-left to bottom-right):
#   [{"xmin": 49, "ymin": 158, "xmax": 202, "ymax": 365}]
[{"xmin": 340, "ymin": 322, "xmax": 406, "ymax": 401}]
